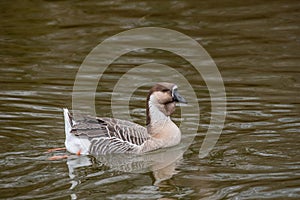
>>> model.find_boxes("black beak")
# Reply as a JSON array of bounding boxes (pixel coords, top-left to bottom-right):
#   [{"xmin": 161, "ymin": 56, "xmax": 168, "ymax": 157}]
[{"xmin": 172, "ymin": 89, "xmax": 187, "ymax": 104}]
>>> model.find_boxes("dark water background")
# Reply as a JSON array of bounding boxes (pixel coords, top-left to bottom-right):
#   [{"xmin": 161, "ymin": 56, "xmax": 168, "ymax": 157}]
[{"xmin": 1, "ymin": 0, "xmax": 300, "ymax": 199}]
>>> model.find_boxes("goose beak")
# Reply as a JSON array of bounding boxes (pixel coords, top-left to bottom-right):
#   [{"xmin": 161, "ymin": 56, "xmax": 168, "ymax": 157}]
[{"xmin": 173, "ymin": 89, "xmax": 187, "ymax": 104}]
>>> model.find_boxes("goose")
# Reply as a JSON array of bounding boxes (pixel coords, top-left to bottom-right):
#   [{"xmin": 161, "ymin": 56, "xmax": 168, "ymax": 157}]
[{"xmin": 63, "ymin": 82, "xmax": 187, "ymax": 155}]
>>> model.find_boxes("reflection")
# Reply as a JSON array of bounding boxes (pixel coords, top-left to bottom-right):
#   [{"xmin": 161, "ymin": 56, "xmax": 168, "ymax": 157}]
[
  {"xmin": 65, "ymin": 144, "xmax": 185, "ymax": 197},
  {"xmin": 66, "ymin": 155, "xmax": 92, "ymax": 190},
  {"xmin": 152, "ymin": 161, "xmax": 179, "ymax": 186}
]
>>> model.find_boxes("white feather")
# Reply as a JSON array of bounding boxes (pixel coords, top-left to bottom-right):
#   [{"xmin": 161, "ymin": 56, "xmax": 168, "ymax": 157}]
[{"xmin": 63, "ymin": 108, "xmax": 90, "ymax": 155}]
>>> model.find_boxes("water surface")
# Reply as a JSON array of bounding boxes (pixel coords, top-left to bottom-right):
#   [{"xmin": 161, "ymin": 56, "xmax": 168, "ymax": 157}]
[{"xmin": 1, "ymin": 0, "xmax": 300, "ymax": 199}]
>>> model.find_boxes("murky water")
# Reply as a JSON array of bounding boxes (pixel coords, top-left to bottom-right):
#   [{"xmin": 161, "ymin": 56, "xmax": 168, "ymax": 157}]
[{"xmin": 1, "ymin": 0, "xmax": 300, "ymax": 199}]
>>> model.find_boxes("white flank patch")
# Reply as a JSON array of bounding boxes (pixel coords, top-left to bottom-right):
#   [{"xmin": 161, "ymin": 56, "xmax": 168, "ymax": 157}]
[{"xmin": 63, "ymin": 108, "xmax": 90, "ymax": 155}]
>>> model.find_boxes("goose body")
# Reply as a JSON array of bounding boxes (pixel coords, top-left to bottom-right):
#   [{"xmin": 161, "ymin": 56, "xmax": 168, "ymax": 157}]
[{"xmin": 63, "ymin": 82, "xmax": 187, "ymax": 155}]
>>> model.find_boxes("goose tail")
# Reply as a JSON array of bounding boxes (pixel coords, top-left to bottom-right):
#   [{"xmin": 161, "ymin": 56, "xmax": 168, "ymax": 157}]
[
  {"xmin": 63, "ymin": 108, "xmax": 73, "ymax": 139},
  {"xmin": 62, "ymin": 108, "xmax": 90, "ymax": 155}
]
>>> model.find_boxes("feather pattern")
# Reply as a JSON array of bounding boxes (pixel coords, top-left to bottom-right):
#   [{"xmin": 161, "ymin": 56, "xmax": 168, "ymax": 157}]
[
  {"xmin": 69, "ymin": 116, "xmax": 148, "ymax": 154},
  {"xmin": 63, "ymin": 82, "xmax": 187, "ymax": 155}
]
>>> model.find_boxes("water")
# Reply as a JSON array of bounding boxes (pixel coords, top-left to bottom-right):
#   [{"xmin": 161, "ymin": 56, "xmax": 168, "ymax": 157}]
[{"xmin": 1, "ymin": 0, "xmax": 300, "ymax": 199}]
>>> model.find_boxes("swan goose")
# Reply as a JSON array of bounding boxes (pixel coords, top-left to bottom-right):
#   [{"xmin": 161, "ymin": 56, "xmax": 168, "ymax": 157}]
[{"xmin": 63, "ymin": 82, "xmax": 187, "ymax": 155}]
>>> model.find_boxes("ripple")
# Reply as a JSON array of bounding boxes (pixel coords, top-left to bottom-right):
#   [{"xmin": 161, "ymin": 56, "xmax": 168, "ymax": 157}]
[{"xmin": 1, "ymin": 0, "xmax": 300, "ymax": 199}]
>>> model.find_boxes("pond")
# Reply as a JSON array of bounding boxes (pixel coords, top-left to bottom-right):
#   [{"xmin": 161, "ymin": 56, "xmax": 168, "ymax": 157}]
[{"xmin": 1, "ymin": 0, "xmax": 299, "ymax": 199}]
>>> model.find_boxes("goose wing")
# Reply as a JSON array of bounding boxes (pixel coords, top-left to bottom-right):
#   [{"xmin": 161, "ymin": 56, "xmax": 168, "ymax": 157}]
[{"xmin": 71, "ymin": 116, "xmax": 149, "ymax": 146}]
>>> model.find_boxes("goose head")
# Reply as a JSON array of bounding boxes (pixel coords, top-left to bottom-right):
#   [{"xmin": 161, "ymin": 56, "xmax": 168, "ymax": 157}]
[{"xmin": 146, "ymin": 82, "xmax": 187, "ymax": 125}]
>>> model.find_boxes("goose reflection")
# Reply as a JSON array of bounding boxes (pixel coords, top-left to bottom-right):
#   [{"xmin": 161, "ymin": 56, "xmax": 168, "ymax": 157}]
[{"xmin": 65, "ymin": 143, "xmax": 186, "ymax": 195}]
